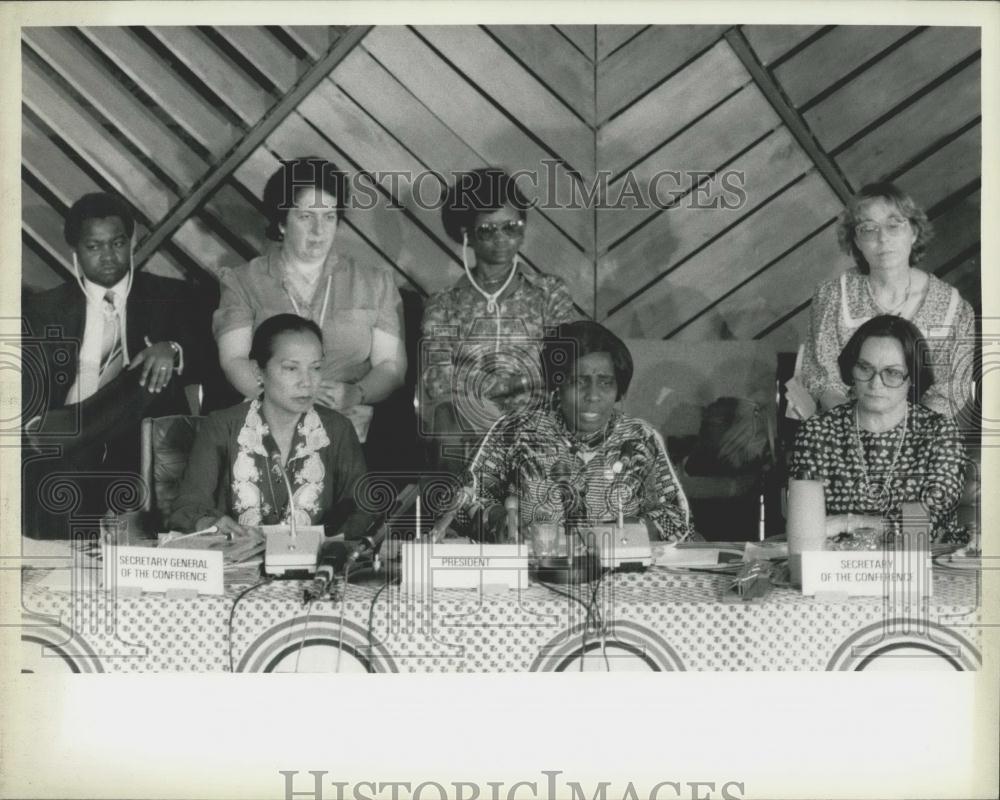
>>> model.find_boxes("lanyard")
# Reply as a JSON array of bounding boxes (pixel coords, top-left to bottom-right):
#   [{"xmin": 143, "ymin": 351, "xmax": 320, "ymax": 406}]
[{"xmin": 287, "ymin": 274, "xmax": 332, "ymax": 329}]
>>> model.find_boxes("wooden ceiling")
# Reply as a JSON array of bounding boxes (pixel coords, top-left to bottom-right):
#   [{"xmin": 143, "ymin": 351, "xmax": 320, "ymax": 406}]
[{"xmin": 22, "ymin": 24, "xmax": 981, "ymax": 351}]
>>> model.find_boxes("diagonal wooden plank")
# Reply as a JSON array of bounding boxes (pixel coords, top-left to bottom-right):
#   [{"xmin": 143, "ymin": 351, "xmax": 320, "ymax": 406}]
[
  {"xmin": 134, "ymin": 26, "xmax": 371, "ymax": 270},
  {"xmin": 22, "ymin": 114, "xmax": 99, "ymax": 209},
  {"xmin": 596, "ymin": 25, "xmax": 645, "ymax": 60},
  {"xmin": 22, "ymin": 56, "xmax": 175, "ymax": 222},
  {"xmin": 23, "ymin": 27, "xmax": 208, "ymax": 191},
  {"xmin": 773, "ymin": 25, "xmax": 916, "ymax": 109},
  {"xmin": 361, "ymin": 26, "xmax": 593, "ymax": 256},
  {"xmin": 22, "ymin": 183, "xmax": 76, "ymax": 272},
  {"xmin": 678, "ymin": 220, "xmax": 842, "ymax": 345},
  {"xmin": 556, "ymin": 25, "xmax": 595, "ymax": 61},
  {"xmin": 283, "ymin": 26, "xmax": 334, "ymax": 61},
  {"xmin": 596, "ymin": 24, "xmax": 729, "ymax": 123},
  {"xmin": 741, "ymin": 24, "xmax": 825, "ymax": 66},
  {"xmin": 415, "ymin": 25, "xmax": 595, "ymax": 178},
  {"xmin": 486, "ymin": 25, "xmax": 595, "ymax": 125},
  {"xmin": 610, "ymin": 170, "xmax": 842, "ymax": 340},
  {"xmin": 599, "ymin": 126, "xmax": 814, "ymax": 320},
  {"xmin": 215, "ymin": 26, "xmax": 304, "ymax": 94},
  {"xmin": 597, "ymin": 82, "xmax": 781, "ymax": 251},
  {"xmin": 835, "ymin": 60, "xmax": 980, "ymax": 186},
  {"xmin": 23, "ymin": 239, "xmax": 67, "ymax": 291},
  {"xmin": 891, "ymin": 123, "xmax": 981, "ymax": 210},
  {"xmin": 147, "ymin": 26, "xmax": 274, "ymax": 126},
  {"xmin": 597, "ymin": 40, "xmax": 750, "ymax": 181},
  {"xmin": 333, "ymin": 45, "xmax": 483, "ymax": 180},
  {"xmin": 79, "ymin": 26, "xmax": 237, "ymax": 158},
  {"xmin": 805, "ymin": 27, "xmax": 981, "ymax": 152}
]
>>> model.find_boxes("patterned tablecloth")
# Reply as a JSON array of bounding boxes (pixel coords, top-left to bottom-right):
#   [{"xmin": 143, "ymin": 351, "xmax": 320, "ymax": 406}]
[{"xmin": 19, "ymin": 559, "xmax": 981, "ymax": 673}]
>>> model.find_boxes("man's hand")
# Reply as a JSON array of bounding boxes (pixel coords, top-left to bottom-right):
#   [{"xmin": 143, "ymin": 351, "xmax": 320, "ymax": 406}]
[{"xmin": 130, "ymin": 341, "xmax": 177, "ymax": 393}]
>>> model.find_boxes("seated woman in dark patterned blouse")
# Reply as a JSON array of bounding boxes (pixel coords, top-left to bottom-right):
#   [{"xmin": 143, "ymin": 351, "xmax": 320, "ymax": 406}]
[{"xmin": 789, "ymin": 315, "xmax": 968, "ymax": 543}]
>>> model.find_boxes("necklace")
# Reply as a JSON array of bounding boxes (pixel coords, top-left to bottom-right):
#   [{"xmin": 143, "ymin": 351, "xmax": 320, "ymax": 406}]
[
  {"xmin": 866, "ymin": 271, "xmax": 912, "ymax": 315},
  {"xmin": 853, "ymin": 404, "xmax": 908, "ymax": 506},
  {"xmin": 463, "ymin": 254, "xmax": 519, "ymax": 313}
]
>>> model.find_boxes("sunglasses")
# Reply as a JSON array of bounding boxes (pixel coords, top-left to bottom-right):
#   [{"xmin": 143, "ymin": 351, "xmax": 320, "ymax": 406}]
[{"xmin": 471, "ymin": 219, "xmax": 526, "ymax": 241}]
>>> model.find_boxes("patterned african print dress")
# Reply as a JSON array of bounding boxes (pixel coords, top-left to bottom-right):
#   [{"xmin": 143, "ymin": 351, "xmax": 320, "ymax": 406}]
[{"xmin": 468, "ymin": 408, "xmax": 693, "ymax": 542}]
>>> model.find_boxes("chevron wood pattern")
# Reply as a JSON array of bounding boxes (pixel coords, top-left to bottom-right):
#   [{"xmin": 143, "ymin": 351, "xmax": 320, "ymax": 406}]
[{"xmin": 22, "ymin": 24, "xmax": 981, "ymax": 357}]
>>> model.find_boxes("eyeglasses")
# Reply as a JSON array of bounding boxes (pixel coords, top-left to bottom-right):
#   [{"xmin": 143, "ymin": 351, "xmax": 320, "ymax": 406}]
[
  {"xmin": 851, "ymin": 362, "xmax": 909, "ymax": 388},
  {"xmin": 854, "ymin": 217, "xmax": 911, "ymax": 241},
  {"xmin": 473, "ymin": 219, "xmax": 525, "ymax": 241}
]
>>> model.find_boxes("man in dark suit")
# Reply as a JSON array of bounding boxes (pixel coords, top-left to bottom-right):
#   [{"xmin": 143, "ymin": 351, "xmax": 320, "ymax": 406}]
[{"xmin": 22, "ymin": 192, "xmax": 198, "ymax": 538}]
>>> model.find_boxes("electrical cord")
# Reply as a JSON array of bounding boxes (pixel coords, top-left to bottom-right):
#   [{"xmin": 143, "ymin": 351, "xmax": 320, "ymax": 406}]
[{"xmin": 227, "ymin": 576, "xmax": 276, "ymax": 673}]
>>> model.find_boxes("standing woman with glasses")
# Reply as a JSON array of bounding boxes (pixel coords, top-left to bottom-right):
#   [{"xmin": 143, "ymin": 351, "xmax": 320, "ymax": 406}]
[
  {"xmin": 790, "ymin": 316, "xmax": 967, "ymax": 543},
  {"xmin": 794, "ymin": 181, "xmax": 974, "ymax": 419},
  {"xmin": 420, "ymin": 168, "xmax": 576, "ymax": 473}
]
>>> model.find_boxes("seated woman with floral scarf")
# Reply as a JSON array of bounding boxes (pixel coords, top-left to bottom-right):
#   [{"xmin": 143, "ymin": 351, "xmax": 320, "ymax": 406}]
[
  {"xmin": 462, "ymin": 321, "xmax": 694, "ymax": 542},
  {"xmin": 169, "ymin": 314, "xmax": 369, "ymax": 540}
]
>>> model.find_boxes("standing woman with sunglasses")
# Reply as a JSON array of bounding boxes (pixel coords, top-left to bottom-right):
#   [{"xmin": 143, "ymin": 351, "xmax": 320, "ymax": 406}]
[
  {"xmin": 420, "ymin": 168, "xmax": 576, "ymax": 473},
  {"xmin": 793, "ymin": 182, "xmax": 974, "ymax": 419},
  {"xmin": 790, "ymin": 316, "xmax": 967, "ymax": 543}
]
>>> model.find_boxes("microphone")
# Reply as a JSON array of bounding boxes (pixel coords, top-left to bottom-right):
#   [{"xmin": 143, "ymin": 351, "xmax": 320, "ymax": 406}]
[
  {"xmin": 344, "ymin": 513, "xmax": 388, "ymax": 568},
  {"xmin": 303, "ymin": 539, "xmax": 339, "ymax": 603},
  {"xmin": 280, "ymin": 466, "xmax": 298, "ymax": 542},
  {"xmin": 504, "ymin": 496, "xmax": 519, "ymax": 543}
]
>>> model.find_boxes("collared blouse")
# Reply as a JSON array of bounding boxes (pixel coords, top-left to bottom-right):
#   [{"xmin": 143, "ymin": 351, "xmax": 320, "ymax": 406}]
[
  {"xmin": 213, "ymin": 248, "xmax": 404, "ymax": 385},
  {"xmin": 168, "ymin": 399, "xmax": 368, "ymax": 538}
]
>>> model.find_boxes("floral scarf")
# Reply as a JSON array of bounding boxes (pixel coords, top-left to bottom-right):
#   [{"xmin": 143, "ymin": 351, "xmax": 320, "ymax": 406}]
[{"xmin": 231, "ymin": 398, "xmax": 330, "ymax": 527}]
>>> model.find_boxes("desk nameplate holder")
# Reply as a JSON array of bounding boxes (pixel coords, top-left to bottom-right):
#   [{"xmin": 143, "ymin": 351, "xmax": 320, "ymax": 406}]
[
  {"xmin": 103, "ymin": 544, "xmax": 224, "ymax": 597},
  {"xmin": 400, "ymin": 541, "xmax": 529, "ymax": 592},
  {"xmin": 801, "ymin": 503, "xmax": 933, "ymax": 600}
]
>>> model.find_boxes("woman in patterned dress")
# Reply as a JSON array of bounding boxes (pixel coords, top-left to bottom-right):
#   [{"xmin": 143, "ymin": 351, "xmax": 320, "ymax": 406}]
[
  {"xmin": 462, "ymin": 321, "xmax": 693, "ymax": 543},
  {"xmin": 790, "ymin": 315, "xmax": 967, "ymax": 543},
  {"xmin": 796, "ymin": 181, "xmax": 974, "ymax": 419},
  {"xmin": 169, "ymin": 314, "xmax": 368, "ymax": 541},
  {"xmin": 420, "ymin": 168, "xmax": 576, "ymax": 473}
]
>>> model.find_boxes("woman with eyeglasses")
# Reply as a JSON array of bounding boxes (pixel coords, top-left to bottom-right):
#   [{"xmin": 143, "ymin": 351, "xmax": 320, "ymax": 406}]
[
  {"xmin": 461, "ymin": 321, "xmax": 693, "ymax": 542},
  {"xmin": 794, "ymin": 181, "xmax": 974, "ymax": 419},
  {"xmin": 420, "ymin": 168, "xmax": 576, "ymax": 472},
  {"xmin": 789, "ymin": 315, "xmax": 967, "ymax": 543}
]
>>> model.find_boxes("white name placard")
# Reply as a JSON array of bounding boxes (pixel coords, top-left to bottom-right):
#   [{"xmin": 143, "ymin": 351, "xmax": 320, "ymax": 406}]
[
  {"xmin": 401, "ymin": 542, "xmax": 529, "ymax": 591},
  {"xmin": 104, "ymin": 545, "xmax": 224, "ymax": 596},
  {"xmin": 801, "ymin": 549, "xmax": 932, "ymax": 598}
]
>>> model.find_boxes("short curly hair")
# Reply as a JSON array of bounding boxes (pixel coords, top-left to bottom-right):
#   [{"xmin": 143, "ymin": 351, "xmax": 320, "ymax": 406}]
[
  {"xmin": 835, "ymin": 181, "xmax": 933, "ymax": 274},
  {"xmin": 64, "ymin": 192, "xmax": 135, "ymax": 247},
  {"xmin": 262, "ymin": 157, "xmax": 349, "ymax": 241},
  {"xmin": 541, "ymin": 320, "xmax": 634, "ymax": 401},
  {"xmin": 440, "ymin": 168, "xmax": 532, "ymax": 244}
]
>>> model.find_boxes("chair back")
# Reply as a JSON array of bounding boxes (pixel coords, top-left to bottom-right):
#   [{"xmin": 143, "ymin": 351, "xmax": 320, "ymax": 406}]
[{"xmin": 140, "ymin": 415, "xmax": 204, "ymax": 523}]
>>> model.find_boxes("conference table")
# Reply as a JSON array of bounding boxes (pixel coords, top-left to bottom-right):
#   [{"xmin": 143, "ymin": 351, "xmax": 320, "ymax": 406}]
[{"xmin": 18, "ymin": 540, "xmax": 982, "ymax": 673}]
